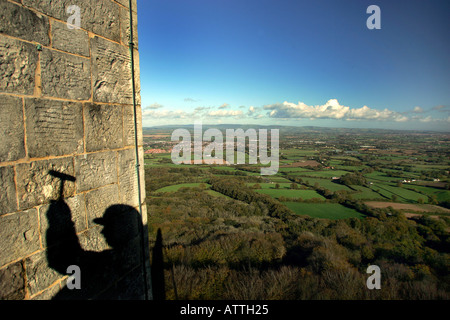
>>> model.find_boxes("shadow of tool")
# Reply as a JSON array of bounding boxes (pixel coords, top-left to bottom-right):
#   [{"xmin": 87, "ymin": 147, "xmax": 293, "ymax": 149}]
[
  {"xmin": 49, "ymin": 170, "xmax": 76, "ymax": 200},
  {"xmin": 45, "ymin": 170, "xmax": 82, "ymax": 281},
  {"xmin": 45, "ymin": 170, "xmax": 146, "ymax": 299}
]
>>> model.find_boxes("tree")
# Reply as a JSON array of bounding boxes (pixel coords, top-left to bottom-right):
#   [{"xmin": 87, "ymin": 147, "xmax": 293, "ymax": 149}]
[
  {"xmin": 290, "ymin": 183, "xmax": 298, "ymax": 190},
  {"xmin": 275, "ymin": 183, "xmax": 280, "ymax": 189}
]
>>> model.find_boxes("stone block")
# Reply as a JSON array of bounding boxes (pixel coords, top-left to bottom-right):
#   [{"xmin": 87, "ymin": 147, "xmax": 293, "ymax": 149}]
[
  {"xmin": 30, "ymin": 282, "xmax": 61, "ymax": 300},
  {"xmin": 91, "ymin": 36, "xmax": 140, "ymax": 104},
  {"xmin": 117, "ymin": 148, "xmax": 138, "ymax": 207},
  {"xmin": 22, "ymin": 0, "xmax": 120, "ymax": 42},
  {"xmin": 25, "ymin": 250, "xmax": 63, "ymax": 297},
  {"xmin": 40, "ymin": 48, "xmax": 91, "ymax": 100},
  {"xmin": 84, "ymin": 184, "xmax": 119, "ymax": 227},
  {"xmin": 39, "ymin": 194, "xmax": 88, "ymax": 248},
  {"xmin": 74, "ymin": 151, "xmax": 117, "ymax": 192},
  {"xmin": 78, "ymin": 226, "xmax": 111, "ymax": 252},
  {"xmin": 24, "ymin": 98, "xmax": 84, "ymax": 158},
  {"xmin": 115, "ymin": 0, "xmax": 138, "ymax": 12},
  {"xmin": 0, "ymin": 37, "xmax": 38, "ymax": 95},
  {"xmin": 84, "ymin": 103, "xmax": 124, "ymax": 152},
  {"xmin": 0, "ymin": 209, "xmax": 40, "ymax": 267},
  {"xmin": 115, "ymin": 265, "xmax": 146, "ymax": 300},
  {"xmin": 0, "ymin": 95, "xmax": 25, "ymax": 162},
  {"xmin": 16, "ymin": 158, "xmax": 75, "ymax": 210},
  {"xmin": 123, "ymin": 104, "xmax": 143, "ymax": 147},
  {"xmin": 0, "ymin": 261, "xmax": 25, "ymax": 300},
  {"xmin": 0, "ymin": 0, "xmax": 50, "ymax": 45},
  {"xmin": 0, "ymin": 166, "xmax": 17, "ymax": 215},
  {"xmin": 120, "ymin": 6, "xmax": 138, "ymax": 48},
  {"xmin": 50, "ymin": 19, "xmax": 89, "ymax": 57}
]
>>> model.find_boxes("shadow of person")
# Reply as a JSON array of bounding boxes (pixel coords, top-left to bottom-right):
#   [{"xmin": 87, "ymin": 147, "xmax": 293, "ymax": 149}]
[
  {"xmin": 45, "ymin": 171, "xmax": 147, "ymax": 299},
  {"xmin": 48, "ymin": 203, "xmax": 146, "ymax": 300}
]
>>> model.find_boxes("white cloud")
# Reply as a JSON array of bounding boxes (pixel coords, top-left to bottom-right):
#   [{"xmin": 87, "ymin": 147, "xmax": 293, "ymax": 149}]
[
  {"xmin": 145, "ymin": 103, "xmax": 164, "ymax": 110},
  {"xmin": 413, "ymin": 106, "xmax": 424, "ymax": 113},
  {"xmin": 218, "ymin": 103, "xmax": 230, "ymax": 109},
  {"xmin": 208, "ymin": 109, "xmax": 243, "ymax": 117},
  {"xmin": 142, "ymin": 109, "xmax": 189, "ymax": 119},
  {"xmin": 264, "ymin": 99, "xmax": 409, "ymax": 122},
  {"xmin": 432, "ymin": 105, "xmax": 448, "ymax": 112}
]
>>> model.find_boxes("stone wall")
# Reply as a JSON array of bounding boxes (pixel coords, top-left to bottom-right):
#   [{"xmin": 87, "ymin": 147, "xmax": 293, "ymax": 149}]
[{"xmin": 0, "ymin": 0, "xmax": 150, "ymax": 299}]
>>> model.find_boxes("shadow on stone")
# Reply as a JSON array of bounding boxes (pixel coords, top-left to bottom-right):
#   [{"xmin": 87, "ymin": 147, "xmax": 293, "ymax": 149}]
[{"xmin": 45, "ymin": 170, "xmax": 147, "ymax": 300}]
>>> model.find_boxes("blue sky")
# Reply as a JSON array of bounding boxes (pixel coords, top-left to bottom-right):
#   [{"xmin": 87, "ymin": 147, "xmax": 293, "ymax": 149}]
[{"xmin": 137, "ymin": 0, "xmax": 450, "ymax": 131}]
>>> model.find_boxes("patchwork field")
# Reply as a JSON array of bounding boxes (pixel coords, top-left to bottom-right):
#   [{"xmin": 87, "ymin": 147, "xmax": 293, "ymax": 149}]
[
  {"xmin": 364, "ymin": 201, "xmax": 450, "ymax": 214},
  {"xmin": 283, "ymin": 202, "xmax": 366, "ymax": 220},
  {"xmin": 256, "ymin": 189, "xmax": 325, "ymax": 200}
]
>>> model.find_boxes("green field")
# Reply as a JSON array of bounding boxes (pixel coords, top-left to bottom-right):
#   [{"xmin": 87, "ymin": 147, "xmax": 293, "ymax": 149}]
[
  {"xmin": 268, "ymin": 176, "xmax": 292, "ymax": 183},
  {"xmin": 371, "ymin": 183, "xmax": 426, "ymax": 203},
  {"xmin": 283, "ymin": 202, "xmax": 365, "ymax": 220},
  {"xmin": 300, "ymin": 170, "xmax": 352, "ymax": 178},
  {"xmin": 255, "ymin": 189, "xmax": 325, "ymax": 200},
  {"xmin": 278, "ymin": 167, "xmax": 314, "ymax": 173},
  {"xmin": 365, "ymin": 171, "xmax": 397, "ymax": 182},
  {"xmin": 155, "ymin": 183, "xmax": 210, "ymax": 193},
  {"xmin": 297, "ymin": 177, "xmax": 352, "ymax": 192},
  {"xmin": 350, "ymin": 186, "xmax": 385, "ymax": 200}
]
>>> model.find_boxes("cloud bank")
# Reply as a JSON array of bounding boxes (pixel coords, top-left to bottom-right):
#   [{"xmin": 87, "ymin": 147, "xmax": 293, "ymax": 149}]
[
  {"xmin": 264, "ymin": 99, "xmax": 409, "ymax": 122},
  {"xmin": 141, "ymin": 99, "xmax": 449, "ymax": 129}
]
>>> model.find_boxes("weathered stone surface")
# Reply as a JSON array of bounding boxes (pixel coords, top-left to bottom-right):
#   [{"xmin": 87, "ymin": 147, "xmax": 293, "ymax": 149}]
[
  {"xmin": 0, "ymin": 37, "xmax": 38, "ymax": 95},
  {"xmin": 51, "ymin": 19, "xmax": 89, "ymax": 56},
  {"xmin": 117, "ymin": 148, "xmax": 145, "ymax": 207},
  {"xmin": 84, "ymin": 184, "xmax": 119, "ymax": 227},
  {"xmin": 0, "ymin": 95, "xmax": 25, "ymax": 162},
  {"xmin": 0, "ymin": 166, "xmax": 17, "ymax": 215},
  {"xmin": 118, "ymin": 148, "xmax": 138, "ymax": 206},
  {"xmin": 78, "ymin": 226, "xmax": 111, "ymax": 252},
  {"xmin": 74, "ymin": 151, "xmax": 117, "ymax": 192},
  {"xmin": 24, "ymin": 98, "xmax": 84, "ymax": 158},
  {"xmin": 16, "ymin": 158, "xmax": 75, "ymax": 210},
  {"xmin": 30, "ymin": 282, "xmax": 61, "ymax": 300},
  {"xmin": 120, "ymin": 6, "xmax": 138, "ymax": 48},
  {"xmin": 0, "ymin": 209, "xmax": 40, "ymax": 267},
  {"xmin": 25, "ymin": 250, "xmax": 62, "ymax": 296},
  {"xmin": 0, "ymin": 0, "xmax": 50, "ymax": 45},
  {"xmin": 22, "ymin": 0, "xmax": 120, "ymax": 42},
  {"xmin": 91, "ymin": 36, "xmax": 140, "ymax": 104},
  {"xmin": 39, "ymin": 194, "xmax": 87, "ymax": 248},
  {"xmin": 1, "ymin": 0, "xmax": 148, "ymax": 301},
  {"xmin": 40, "ymin": 48, "xmax": 91, "ymax": 100},
  {"xmin": 84, "ymin": 103, "xmax": 123, "ymax": 152},
  {"xmin": 115, "ymin": 0, "xmax": 138, "ymax": 12},
  {"xmin": 0, "ymin": 261, "xmax": 25, "ymax": 300},
  {"xmin": 123, "ymin": 104, "xmax": 143, "ymax": 147}
]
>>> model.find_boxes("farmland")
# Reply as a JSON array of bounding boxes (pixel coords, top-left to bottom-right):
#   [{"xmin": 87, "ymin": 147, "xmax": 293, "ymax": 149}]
[
  {"xmin": 284, "ymin": 202, "xmax": 365, "ymax": 219},
  {"xmin": 144, "ymin": 125, "xmax": 450, "ymax": 300}
]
